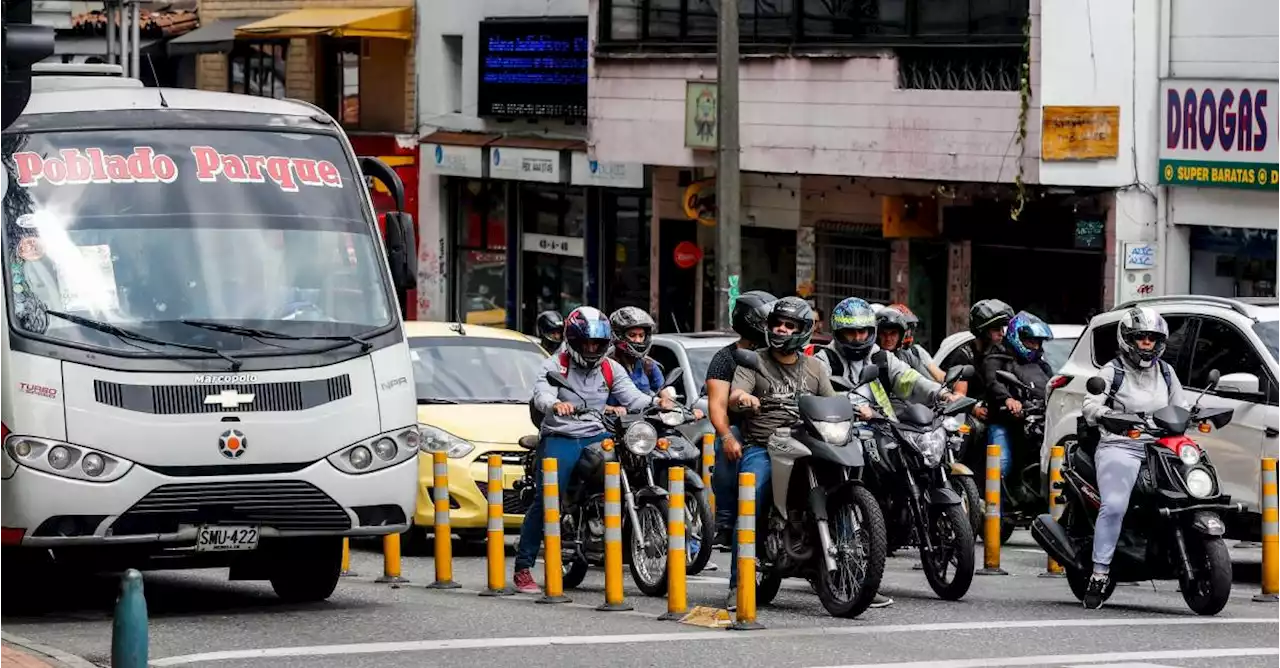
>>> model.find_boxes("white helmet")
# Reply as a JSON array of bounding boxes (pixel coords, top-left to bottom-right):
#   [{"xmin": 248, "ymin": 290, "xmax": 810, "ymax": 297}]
[{"xmin": 1116, "ymin": 306, "xmax": 1169, "ymax": 368}]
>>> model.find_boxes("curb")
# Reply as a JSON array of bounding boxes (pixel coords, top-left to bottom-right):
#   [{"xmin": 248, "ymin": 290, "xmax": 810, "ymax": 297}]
[{"xmin": 1, "ymin": 632, "xmax": 100, "ymax": 668}]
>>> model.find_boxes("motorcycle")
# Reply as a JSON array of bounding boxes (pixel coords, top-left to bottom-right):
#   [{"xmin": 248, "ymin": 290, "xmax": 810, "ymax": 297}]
[
  {"xmin": 862, "ymin": 365, "xmax": 980, "ymax": 601},
  {"xmin": 646, "ymin": 383, "xmax": 717, "ymax": 576},
  {"xmin": 730, "ymin": 350, "xmax": 888, "ymax": 618},
  {"xmin": 1031, "ymin": 369, "xmax": 1241, "ymax": 615},
  {"xmin": 990, "ymin": 369, "xmax": 1049, "ymax": 544}
]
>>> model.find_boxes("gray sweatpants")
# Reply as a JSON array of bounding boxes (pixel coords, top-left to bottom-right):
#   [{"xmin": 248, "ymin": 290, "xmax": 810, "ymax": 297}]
[{"xmin": 1091, "ymin": 442, "xmax": 1147, "ymax": 573}]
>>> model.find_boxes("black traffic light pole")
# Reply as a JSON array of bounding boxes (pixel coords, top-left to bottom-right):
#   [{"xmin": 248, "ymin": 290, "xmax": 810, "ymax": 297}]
[{"xmin": 2, "ymin": 0, "xmax": 56, "ymax": 130}]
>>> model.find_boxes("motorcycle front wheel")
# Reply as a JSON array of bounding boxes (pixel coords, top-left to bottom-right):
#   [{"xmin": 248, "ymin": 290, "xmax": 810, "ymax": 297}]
[
  {"xmin": 686, "ymin": 490, "xmax": 715, "ymax": 575},
  {"xmin": 816, "ymin": 485, "xmax": 887, "ymax": 618},
  {"xmin": 950, "ymin": 476, "xmax": 983, "ymax": 541},
  {"xmin": 626, "ymin": 497, "xmax": 670, "ymax": 597},
  {"xmin": 563, "ymin": 555, "xmax": 590, "ymax": 590},
  {"xmin": 921, "ymin": 502, "xmax": 975, "ymax": 601},
  {"xmin": 1179, "ymin": 536, "xmax": 1232, "ymax": 616}
]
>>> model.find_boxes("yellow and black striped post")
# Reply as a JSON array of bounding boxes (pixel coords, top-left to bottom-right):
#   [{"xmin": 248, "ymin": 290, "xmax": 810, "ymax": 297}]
[
  {"xmin": 1254, "ymin": 457, "xmax": 1278, "ymax": 603},
  {"xmin": 702, "ymin": 433, "xmax": 716, "ymax": 517},
  {"xmin": 1040, "ymin": 445, "xmax": 1066, "ymax": 578},
  {"xmin": 659, "ymin": 465, "xmax": 688, "ymax": 620},
  {"xmin": 536, "ymin": 457, "xmax": 570, "ymax": 604},
  {"xmin": 976, "ymin": 443, "xmax": 1008, "ymax": 576},
  {"xmin": 340, "ymin": 537, "xmax": 357, "ymax": 577},
  {"xmin": 597, "ymin": 460, "xmax": 634, "ymax": 611},
  {"xmin": 426, "ymin": 450, "xmax": 460, "ymax": 589},
  {"xmin": 729, "ymin": 472, "xmax": 764, "ymax": 631},
  {"xmin": 480, "ymin": 454, "xmax": 513, "ymax": 596}
]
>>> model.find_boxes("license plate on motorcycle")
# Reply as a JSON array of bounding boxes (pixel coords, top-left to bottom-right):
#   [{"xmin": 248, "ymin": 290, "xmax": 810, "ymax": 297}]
[{"xmin": 195, "ymin": 525, "xmax": 259, "ymax": 552}]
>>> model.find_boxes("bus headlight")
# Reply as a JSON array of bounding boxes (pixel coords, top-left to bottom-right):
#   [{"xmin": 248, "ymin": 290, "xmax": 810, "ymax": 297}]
[
  {"xmin": 327, "ymin": 427, "xmax": 420, "ymax": 475},
  {"xmin": 2, "ymin": 435, "xmax": 133, "ymax": 482}
]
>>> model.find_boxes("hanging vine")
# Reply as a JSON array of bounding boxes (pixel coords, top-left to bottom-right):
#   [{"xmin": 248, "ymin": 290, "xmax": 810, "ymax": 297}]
[{"xmin": 1010, "ymin": 12, "xmax": 1032, "ymax": 221}]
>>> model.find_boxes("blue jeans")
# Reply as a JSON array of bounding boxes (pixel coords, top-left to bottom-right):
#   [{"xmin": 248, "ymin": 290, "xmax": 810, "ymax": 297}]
[
  {"xmin": 723, "ymin": 443, "xmax": 771, "ymax": 583},
  {"xmin": 514, "ymin": 435, "xmax": 599, "ymax": 571},
  {"xmin": 987, "ymin": 423, "xmax": 1013, "ymax": 479},
  {"xmin": 711, "ymin": 427, "xmax": 744, "ymax": 533}
]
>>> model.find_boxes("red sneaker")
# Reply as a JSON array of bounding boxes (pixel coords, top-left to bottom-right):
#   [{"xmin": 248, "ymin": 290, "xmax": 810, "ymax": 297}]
[{"xmin": 512, "ymin": 568, "xmax": 541, "ymax": 594}]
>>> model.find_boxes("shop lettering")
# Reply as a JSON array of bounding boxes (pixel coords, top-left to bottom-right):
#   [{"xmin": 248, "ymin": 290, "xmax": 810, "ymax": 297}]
[
  {"xmin": 13, "ymin": 147, "xmax": 178, "ymax": 187},
  {"xmin": 190, "ymin": 146, "xmax": 344, "ymax": 193},
  {"xmin": 1170, "ymin": 164, "xmax": 1277, "ymax": 186},
  {"xmin": 521, "ymin": 158, "xmax": 555, "ymax": 175},
  {"xmin": 538, "ymin": 238, "xmax": 570, "ymax": 252},
  {"xmin": 1166, "ymin": 87, "xmax": 1269, "ymax": 153}
]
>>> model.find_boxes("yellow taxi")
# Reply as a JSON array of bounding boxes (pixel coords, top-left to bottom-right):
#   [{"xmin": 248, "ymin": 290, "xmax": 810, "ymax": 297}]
[{"xmin": 406, "ymin": 321, "xmax": 547, "ymax": 541}]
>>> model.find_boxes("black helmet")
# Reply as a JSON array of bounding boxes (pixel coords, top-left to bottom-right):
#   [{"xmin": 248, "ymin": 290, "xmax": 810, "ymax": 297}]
[
  {"xmin": 536, "ymin": 310, "xmax": 564, "ymax": 353},
  {"xmin": 968, "ymin": 298, "xmax": 1015, "ymax": 336},
  {"xmin": 609, "ymin": 306, "xmax": 656, "ymax": 359},
  {"xmin": 731, "ymin": 290, "xmax": 777, "ymax": 346},
  {"xmin": 876, "ymin": 308, "xmax": 910, "ymax": 351},
  {"xmin": 766, "ymin": 297, "xmax": 815, "ymax": 356}
]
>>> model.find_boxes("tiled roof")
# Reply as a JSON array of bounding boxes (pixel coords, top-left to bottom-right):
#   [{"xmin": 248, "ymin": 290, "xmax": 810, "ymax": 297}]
[{"xmin": 69, "ymin": 7, "xmax": 199, "ymax": 38}]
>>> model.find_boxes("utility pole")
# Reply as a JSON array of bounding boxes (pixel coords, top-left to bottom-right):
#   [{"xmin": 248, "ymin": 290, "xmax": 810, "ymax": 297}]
[{"xmin": 714, "ymin": 0, "xmax": 741, "ymax": 330}]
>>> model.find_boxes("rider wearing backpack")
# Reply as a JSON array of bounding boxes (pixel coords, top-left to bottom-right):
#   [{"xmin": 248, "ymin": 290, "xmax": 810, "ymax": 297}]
[
  {"xmin": 980, "ymin": 311, "xmax": 1054, "ymax": 478},
  {"xmin": 604, "ymin": 307, "xmax": 673, "ymax": 413},
  {"xmin": 1079, "ymin": 307, "xmax": 1188, "ymax": 609}
]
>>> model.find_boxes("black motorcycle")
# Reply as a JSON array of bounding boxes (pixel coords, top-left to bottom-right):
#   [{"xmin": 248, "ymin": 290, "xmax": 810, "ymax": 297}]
[
  {"xmin": 862, "ymin": 365, "xmax": 979, "ymax": 601},
  {"xmin": 732, "ymin": 350, "xmax": 888, "ymax": 618},
  {"xmin": 646, "ymin": 387, "xmax": 716, "ymax": 576},
  {"xmin": 990, "ymin": 369, "xmax": 1049, "ymax": 544},
  {"xmin": 1032, "ymin": 370, "xmax": 1240, "ymax": 615}
]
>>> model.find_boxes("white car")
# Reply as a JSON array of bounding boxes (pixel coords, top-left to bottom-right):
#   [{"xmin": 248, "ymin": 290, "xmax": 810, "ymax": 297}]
[
  {"xmin": 1042, "ymin": 296, "xmax": 1278, "ymax": 538},
  {"xmin": 933, "ymin": 324, "xmax": 1086, "ymax": 375}
]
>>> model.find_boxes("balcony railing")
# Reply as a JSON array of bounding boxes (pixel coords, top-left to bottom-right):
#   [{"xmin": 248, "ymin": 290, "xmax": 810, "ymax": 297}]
[{"xmin": 598, "ymin": 0, "xmax": 1028, "ymax": 52}]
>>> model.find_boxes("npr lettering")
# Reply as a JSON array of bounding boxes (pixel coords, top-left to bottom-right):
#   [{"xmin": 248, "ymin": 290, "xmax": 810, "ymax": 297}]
[{"xmin": 1166, "ymin": 87, "xmax": 1269, "ymax": 153}]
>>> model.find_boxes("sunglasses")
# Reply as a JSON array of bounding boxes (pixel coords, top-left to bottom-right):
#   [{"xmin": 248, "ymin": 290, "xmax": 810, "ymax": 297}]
[{"xmin": 1132, "ymin": 333, "xmax": 1161, "ymax": 343}]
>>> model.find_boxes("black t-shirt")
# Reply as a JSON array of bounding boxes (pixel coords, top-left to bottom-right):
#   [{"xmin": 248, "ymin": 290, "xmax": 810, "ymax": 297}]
[
  {"xmin": 705, "ymin": 343, "xmax": 738, "ymax": 383},
  {"xmin": 942, "ymin": 339, "xmax": 986, "ymax": 399}
]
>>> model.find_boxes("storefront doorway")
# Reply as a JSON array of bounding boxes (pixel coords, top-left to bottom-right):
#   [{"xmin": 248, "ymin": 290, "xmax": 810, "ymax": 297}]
[{"xmin": 518, "ymin": 184, "xmax": 587, "ymax": 331}]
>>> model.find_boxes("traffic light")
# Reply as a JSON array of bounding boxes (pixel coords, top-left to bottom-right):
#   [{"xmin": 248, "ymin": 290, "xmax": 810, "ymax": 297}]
[{"xmin": 3, "ymin": 0, "xmax": 56, "ymax": 130}]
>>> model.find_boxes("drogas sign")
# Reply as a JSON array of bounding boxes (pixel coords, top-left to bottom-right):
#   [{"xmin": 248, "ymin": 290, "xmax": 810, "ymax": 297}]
[{"xmin": 1159, "ymin": 79, "xmax": 1278, "ymax": 190}]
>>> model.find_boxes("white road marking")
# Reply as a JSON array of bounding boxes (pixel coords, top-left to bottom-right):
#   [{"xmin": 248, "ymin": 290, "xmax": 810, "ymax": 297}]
[
  {"xmin": 1065, "ymin": 663, "xmax": 1192, "ymax": 668},
  {"xmin": 808, "ymin": 647, "xmax": 1278, "ymax": 668},
  {"xmin": 148, "ymin": 617, "xmax": 1277, "ymax": 666}
]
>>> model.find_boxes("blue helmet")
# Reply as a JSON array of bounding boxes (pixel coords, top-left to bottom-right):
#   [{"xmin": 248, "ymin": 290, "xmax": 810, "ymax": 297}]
[
  {"xmin": 830, "ymin": 297, "xmax": 878, "ymax": 361},
  {"xmin": 564, "ymin": 306, "xmax": 613, "ymax": 368},
  {"xmin": 1007, "ymin": 311, "xmax": 1053, "ymax": 363}
]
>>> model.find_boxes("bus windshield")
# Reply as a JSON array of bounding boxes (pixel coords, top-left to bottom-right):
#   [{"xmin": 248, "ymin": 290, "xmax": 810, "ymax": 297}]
[{"xmin": 2, "ymin": 129, "xmax": 393, "ymax": 356}]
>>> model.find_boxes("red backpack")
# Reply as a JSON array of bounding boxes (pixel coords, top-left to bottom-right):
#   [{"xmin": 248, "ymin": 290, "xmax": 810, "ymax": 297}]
[{"xmin": 557, "ymin": 350, "xmax": 615, "ymax": 389}]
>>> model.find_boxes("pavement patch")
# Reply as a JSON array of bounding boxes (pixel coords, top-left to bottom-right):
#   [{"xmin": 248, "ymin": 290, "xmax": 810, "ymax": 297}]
[{"xmin": 807, "ymin": 647, "xmax": 1279, "ymax": 668}]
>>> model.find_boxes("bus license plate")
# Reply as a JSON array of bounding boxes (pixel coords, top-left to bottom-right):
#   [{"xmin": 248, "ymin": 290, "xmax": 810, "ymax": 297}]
[{"xmin": 196, "ymin": 525, "xmax": 259, "ymax": 552}]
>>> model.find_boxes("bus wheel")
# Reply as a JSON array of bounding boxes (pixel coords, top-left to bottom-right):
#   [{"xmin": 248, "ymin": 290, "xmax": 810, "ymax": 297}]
[{"xmin": 268, "ymin": 537, "xmax": 342, "ymax": 603}]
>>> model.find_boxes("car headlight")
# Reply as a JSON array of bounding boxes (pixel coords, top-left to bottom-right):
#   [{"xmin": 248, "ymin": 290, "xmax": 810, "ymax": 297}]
[
  {"xmin": 906, "ymin": 428, "xmax": 948, "ymax": 468},
  {"xmin": 1184, "ymin": 467, "xmax": 1214, "ymax": 498},
  {"xmin": 2, "ymin": 434, "xmax": 133, "ymax": 482},
  {"xmin": 327, "ymin": 427, "xmax": 420, "ymax": 475},
  {"xmin": 418, "ymin": 424, "xmax": 475, "ymax": 459},
  {"xmin": 1178, "ymin": 444, "xmax": 1201, "ymax": 466},
  {"xmin": 942, "ymin": 416, "xmax": 963, "ymax": 433},
  {"xmin": 813, "ymin": 421, "xmax": 852, "ymax": 444},
  {"xmin": 624, "ymin": 421, "xmax": 658, "ymax": 456},
  {"xmin": 658, "ymin": 411, "xmax": 685, "ymax": 427}
]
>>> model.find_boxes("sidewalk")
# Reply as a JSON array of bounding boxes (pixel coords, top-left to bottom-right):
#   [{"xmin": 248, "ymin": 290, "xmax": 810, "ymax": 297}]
[
  {"xmin": 0, "ymin": 635, "xmax": 97, "ymax": 668},
  {"xmin": 2, "ymin": 643, "xmax": 56, "ymax": 668}
]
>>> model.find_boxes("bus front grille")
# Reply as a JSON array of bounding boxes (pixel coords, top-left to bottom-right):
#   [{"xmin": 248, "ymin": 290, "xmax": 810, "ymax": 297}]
[
  {"xmin": 94, "ymin": 375, "xmax": 352, "ymax": 414},
  {"xmin": 112, "ymin": 480, "xmax": 352, "ymax": 535}
]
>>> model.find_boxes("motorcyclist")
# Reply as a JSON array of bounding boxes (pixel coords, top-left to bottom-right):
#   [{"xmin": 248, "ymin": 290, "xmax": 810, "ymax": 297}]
[
  {"xmin": 514, "ymin": 306, "xmax": 675, "ymax": 594},
  {"xmin": 941, "ymin": 299, "xmax": 1016, "ymax": 421},
  {"xmin": 604, "ymin": 306, "xmax": 674, "ymax": 414},
  {"xmin": 1080, "ymin": 307, "xmax": 1188, "ymax": 609},
  {"xmin": 980, "ymin": 311, "xmax": 1054, "ymax": 478},
  {"xmin": 884, "ymin": 303, "xmax": 946, "ymax": 383},
  {"xmin": 535, "ymin": 310, "xmax": 565, "ymax": 355},
  {"xmin": 725, "ymin": 296, "xmax": 837, "ymax": 610},
  {"xmin": 706, "ymin": 290, "xmax": 777, "ymax": 548}
]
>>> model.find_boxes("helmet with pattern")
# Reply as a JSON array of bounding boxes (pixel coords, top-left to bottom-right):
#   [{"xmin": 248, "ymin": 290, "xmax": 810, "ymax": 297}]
[
  {"xmin": 609, "ymin": 306, "xmax": 656, "ymax": 360},
  {"xmin": 1116, "ymin": 306, "xmax": 1169, "ymax": 369},
  {"xmin": 536, "ymin": 310, "xmax": 565, "ymax": 352},
  {"xmin": 875, "ymin": 307, "xmax": 911, "ymax": 352},
  {"xmin": 731, "ymin": 290, "xmax": 777, "ymax": 347},
  {"xmin": 563, "ymin": 306, "xmax": 613, "ymax": 369},
  {"xmin": 887, "ymin": 303, "xmax": 920, "ymax": 346},
  {"xmin": 766, "ymin": 297, "xmax": 816, "ymax": 356},
  {"xmin": 1006, "ymin": 311, "xmax": 1053, "ymax": 363},
  {"xmin": 969, "ymin": 298, "xmax": 1015, "ymax": 337},
  {"xmin": 829, "ymin": 297, "xmax": 878, "ymax": 361}
]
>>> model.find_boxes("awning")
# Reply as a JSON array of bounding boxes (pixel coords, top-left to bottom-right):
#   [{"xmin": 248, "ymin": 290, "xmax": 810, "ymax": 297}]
[
  {"xmin": 168, "ymin": 18, "xmax": 257, "ymax": 55},
  {"xmin": 421, "ymin": 130, "xmax": 499, "ymax": 147},
  {"xmin": 490, "ymin": 136, "xmax": 587, "ymax": 152},
  {"xmin": 235, "ymin": 7, "xmax": 413, "ymax": 40}
]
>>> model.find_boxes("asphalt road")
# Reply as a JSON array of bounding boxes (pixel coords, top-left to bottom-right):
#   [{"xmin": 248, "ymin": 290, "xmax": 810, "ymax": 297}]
[{"xmin": 3, "ymin": 533, "xmax": 1277, "ymax": 668}]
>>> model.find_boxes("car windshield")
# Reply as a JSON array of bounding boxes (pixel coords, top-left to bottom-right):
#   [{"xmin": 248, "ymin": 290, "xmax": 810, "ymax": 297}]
[
  {"xmin": 1254, "ymin": 320, "xmax": 1279, "ymax": 362},
  {"xmin": 2, "ymin": 129, "xmax": 392, "ymax": 356},
  {"xmin": 1043, "ymin": 337, "xmax": 1078, "ymax": 372},
  {"xmin": 410, "ymin": 336, "xmax": 546, "ymax": 402}
]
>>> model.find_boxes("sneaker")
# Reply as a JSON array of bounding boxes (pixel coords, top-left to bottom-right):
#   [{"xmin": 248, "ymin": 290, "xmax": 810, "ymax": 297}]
[
  {"xmin": 1083, "ymin": 573, "xmax": 1109, "ymax": 610},
  {"xmin": 513, "ymin": 568, "xmax": 540, "ymax": 595},
  {"xmin": 868, "ymin": 594, "xmax": 894, "ymax": 608},
  {"xmin": 725, "ymin": 587, "xmax": 737, "ymax": 612}
]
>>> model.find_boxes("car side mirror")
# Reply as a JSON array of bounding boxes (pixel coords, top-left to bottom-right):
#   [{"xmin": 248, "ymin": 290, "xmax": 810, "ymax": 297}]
[
  {"xmin": 1086, "ymin": 377, "xmax": 1106, "ymax": 396},
  {"xmin": 1216, "ymin": 371, "xmax": 1261, "ymax": 398}
]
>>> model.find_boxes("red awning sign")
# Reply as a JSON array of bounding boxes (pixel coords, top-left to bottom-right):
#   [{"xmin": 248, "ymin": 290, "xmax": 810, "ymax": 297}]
[{"xmin": 673, "ymin": 241, "xmax": 702, "ymax": 269}]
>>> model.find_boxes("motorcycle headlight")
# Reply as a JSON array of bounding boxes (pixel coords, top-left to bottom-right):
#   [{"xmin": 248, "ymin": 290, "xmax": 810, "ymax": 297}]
[
  {"xmin": 813, "ymin": 421, "xmax": 852, "ymax": 444},
  {"xmin": 418, "ymin": 424, "xmax": 475, "ymax": 459},
  {"xmin": 658, "ymin": 411, "xmax": 685, "ymax": 427},
  {"xmin": 942, "ymin": 416, "xmax": 963, "ymax": 433},
  {"xmin": 1184, "ymin": 467, "xmax": 1214, "ymax": 498},
  {"xmin": 1178, "ymin": 444, "xmax": 1201, "ymax": 466},
  {"xmin": 624, "ymin": 421, "xmax": 658, "ymax": 455},
  {"xmin": 907, "ymin": 428, "xmax": 948, "ymax": 467}
]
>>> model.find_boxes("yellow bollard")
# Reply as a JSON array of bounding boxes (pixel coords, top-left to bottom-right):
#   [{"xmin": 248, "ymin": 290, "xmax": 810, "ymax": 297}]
[
  {"xmin": 1254, "ymin": 457, "xmax": 1278, "ymax": 603},
  {"xmin": 375, "ymin": 532, "xmax": 407, "ymax": 584},
  {"xmin": 426, "ymin": 450, "xmax": 460, "ymax": 589},
  {"xmin": 702, "ymin": 433, "xmax": 716, "ymax": 517},
  {"xmin": 659, "ymin": 465, "xmax": 689, "ymax": 620},
  {"xmin": 340, "ymin": 537, "xmax": 358, "ymax": 577},
  {"xmin": 976, "ymin": 443, "xmax": 1008, "ymax": 576},
  {"xmin": 536, "ymin": 457, "xmax": 571, "ymax": 604},
  {"xmin": 480, "ymin": 454, "xmax": 513, "ymax": 596},
  {"xmin": 597, "ymin": 460, "xmax": 634, "ymax": 611},
  {"xmin": 1040, "ymin": 445, "xmax": 1066, "ymax": 578},
  {"xmin": 728, "ymin": 472, "xmax": 764, "ymax": 631}
]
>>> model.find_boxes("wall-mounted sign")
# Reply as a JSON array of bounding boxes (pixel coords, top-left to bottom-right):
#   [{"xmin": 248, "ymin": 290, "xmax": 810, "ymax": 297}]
[
  {"xmin": 423, "ymin": 144, "xmax": 483, "ymax": 178},
  {"xmin": 1159, "ymin": 79, "xmax": 1278, "ymax": 190},
  {"xmin": 523, "ymin": 232, "xmax": 584, "ymax": 257},
  {"xmin": 1123, "ymin": 242, "xmax": 1158, "ymax": 270},
  {"xmin": 685, "ymin": 81, "xmax": 718, "ymax": 150},
  {"xmin": 673, "ymin": 241, "xmax": 702, "ymax": 269},
  {"xmin": 489, "ymin": 146, "xmax": 561, "ymax": 184},
  {"xmin": 1041, "ymin": 106, "xmax": 1121, "ymax": 161},
  {"xmin": 477, "ymin": 18, "xmax": 588, "ymax": 119},
  {"xmin": 682, "ymin": 179, "xmax": 716, "ymax": 226},
  {"xmin": 569, "ymin": 153, "xmax": 644, "ymax": 189},
  {"xmin": 1074, "ymin": 218, "xmax": 1104, "ymax": 250}
]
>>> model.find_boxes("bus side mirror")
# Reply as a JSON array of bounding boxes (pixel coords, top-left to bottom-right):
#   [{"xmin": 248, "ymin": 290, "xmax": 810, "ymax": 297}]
[{"xmin": 383, "ymin": 212, "xmax": 417, "ymax": 292}]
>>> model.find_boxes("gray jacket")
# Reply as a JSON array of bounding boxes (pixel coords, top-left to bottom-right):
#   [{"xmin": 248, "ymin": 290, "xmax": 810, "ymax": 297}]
[
  {"xmin": 532, "ymin": 355, "xmax": 657, "ymax": 439},
  {"xmin": 815, "ymin": 342, "xmax": 942, "ymax": 412},
  {"xmin": 1082, "ymin": 358, "xmax": 1189, "ymax": 451}
]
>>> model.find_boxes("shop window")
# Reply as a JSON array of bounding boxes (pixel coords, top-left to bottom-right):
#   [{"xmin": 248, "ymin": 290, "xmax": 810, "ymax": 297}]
[
  {"xmin": 603, "ymin": 190, "xmax": 650, "ymax": 313},
  {"xmin": 322, "ymin": 38, "xmax": 362, "ymax": 128},
  {"xmin": 453, "ymin": 179, "xmax": 509, "ymax": 326},
  {"xmin": 896, "ymin": 47, "xmax": 1022, "ymax": 91},
  {"xmin": 228, "ymin": 41, "xmax": 287, "ymax": 98},
  {"xmin": 519, "ymin": 184, "xmax": 586, "ymax": 237},
  {"xmin": 812, "ymin": 223, "xmax": 889, "ymax": 321}
]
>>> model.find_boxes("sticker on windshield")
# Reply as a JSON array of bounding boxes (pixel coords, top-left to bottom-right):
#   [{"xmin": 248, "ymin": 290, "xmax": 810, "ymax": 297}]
[
  {"xmin": 56, "ymin": 244, "xmax": 120, "ymax": 312},
  {"xmin": 15, "ymin": 213, "xmax": 39, "ymax": 228},
  {"xmin": 13, "ymin": 147, "xmax": 179, "ymax": 187},
  {"xmin": 16, "ymin": 237, "xmax": 42, "ymax": 261},
  {"xmin": 190, "ymin": 146, "xmax": 344, "ymax": 192}
]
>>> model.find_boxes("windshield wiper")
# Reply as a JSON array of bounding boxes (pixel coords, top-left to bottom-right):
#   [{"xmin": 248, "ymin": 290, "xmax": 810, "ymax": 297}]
[
  {"xmin": 417, "ymin": 398, "xmax": 460, "ymax": 405},
  {"xmin": 480, "ymin": 398, "xmax": 531, "ymax": 405},
  {"xmin": 46, "ymin": 310, "xmax": 243, "ymax": 370},
  {"xmin": 179, "ymin": 319, "xmax": 373, "ymax": 352}
]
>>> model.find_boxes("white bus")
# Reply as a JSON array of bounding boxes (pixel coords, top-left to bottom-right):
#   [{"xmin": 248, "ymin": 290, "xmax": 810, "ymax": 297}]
[{"xmin": 0, "ymin": 70, "xmax": 420, "ymax": 602}]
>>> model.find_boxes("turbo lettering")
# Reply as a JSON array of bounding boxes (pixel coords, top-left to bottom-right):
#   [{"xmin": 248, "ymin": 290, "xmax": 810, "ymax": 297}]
[
  {"xmin": 13, "ymin": 147, "xmax": 179, "ymax": 187},
  {"xmin": 190, "ymin": 146, "xmax": 344, "ymax": 193},
  {"xmin": 1167, "ymin": 86, "xmax": 1270, "ymax": 153}
]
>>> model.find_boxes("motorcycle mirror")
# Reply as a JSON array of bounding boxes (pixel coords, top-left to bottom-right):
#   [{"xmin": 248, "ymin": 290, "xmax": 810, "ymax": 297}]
[
  {"xmin": 1206, "ymin": 369, "xmax": 1221, "ymax": 388},
  {"xmin": 858, "ymin": 364, "xmax": 880, "ymax": 386},
  {"xmin": 731, "ymin": 348, "xmax": 762, "ymax": 371},
  {"xmin": 1085, "ymin": 376, "xmax": 1106, "ymax": 396},
  {"xmin": 545, "ymin": 371, "xmax": 572, "ymax": 390},
  {"xmin": 944, "ymin": 365, "xmax": 975, "ymax": 385},
  {"xmin": 995, "ymin": 370, "xmax": 1026, "ymax": 389},
  {"xmin": 663, "ymin": 366, "xmax": 684, "ymax": 388}
]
